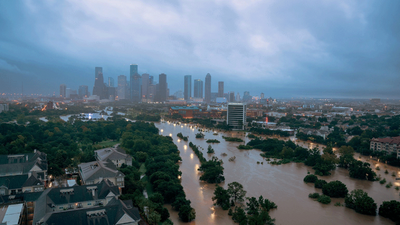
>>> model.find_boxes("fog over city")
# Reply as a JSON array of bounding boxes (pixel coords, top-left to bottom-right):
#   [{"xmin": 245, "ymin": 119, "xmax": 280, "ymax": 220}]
[{"xmin": 0, "ymin": 0, "xmax": 399, "ymax": 98}]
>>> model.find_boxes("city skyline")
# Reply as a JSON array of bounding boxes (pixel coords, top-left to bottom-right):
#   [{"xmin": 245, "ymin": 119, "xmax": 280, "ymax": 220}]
[{"xmin": 0, "ymin": 1, "xmax": 399, "ymax": 99}]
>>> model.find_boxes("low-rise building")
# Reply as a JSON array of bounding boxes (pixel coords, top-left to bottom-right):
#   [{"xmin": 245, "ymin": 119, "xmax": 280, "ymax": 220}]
[
  {"xmin": 95, "ymin": 146, "xmax": 132, "ymax": 168},
  {"xmin": 169, "ymin": 106, "xmax": 200, "ymax": 119},
  {"xmin": 32, "ymin": 180, "xmax": 140, "ymax": 225},
  {"xmin": 0, "ymin": 151, "xmax": 47, "ymax": 196},
  {"xmin": 370, "ymin": 136, "xmax": 400, "ymax": 157},
  {"xmin": 78, "ymin": 160, "xmax": 125, "ymax": 188}
]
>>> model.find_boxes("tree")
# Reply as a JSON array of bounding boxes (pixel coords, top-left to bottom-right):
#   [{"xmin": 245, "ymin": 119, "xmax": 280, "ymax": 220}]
[
  {"xmin": 172, "ymin": 196, "xmax": 191, "ymax": 211},
  {"xmin": 345, "ymin": 189, "xmax": 377, "ymax": 215},
  {"xmin": 314, "ymin": 179, "xmax": 327, "ymax": 189},
  {"xmin": 232, "ymin": 207, "xmax": 247, "ymax": 225},
  {"xmin": 178, "ymin": 205, "xmax": 196, "ymax": 222},
  {"xmin": 147, "ymin": 211, "xmax": 161, "ymax": 225},
  {"xmin": 322, "ymin": 180, "xmax": 348, "ymax": 198},
  {"xmin": 303, "ymin": 174, "xmax": 318, "ymax": 183},
  {"xmin": 379, "ymin": 200, "xmax": 400, "ymax": 223},
  {"xmin": 246, "ymin": 197, "xmax": 260, "ymax": 215},
  {"xmin": 317, "ymin": 195, "xmax": 331, "ymax": 204},
  {"xmin": 228, "ymin": 182, "xmax": 247, "ymax": 204},
  {"xmin": 212, "ymin": 185, "xmax": 230, "ymax": 210}
]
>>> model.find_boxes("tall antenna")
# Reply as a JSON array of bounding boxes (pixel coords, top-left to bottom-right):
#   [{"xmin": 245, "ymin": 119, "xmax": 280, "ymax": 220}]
[{"xmin": 21, "ymin": 82, "xmax": 24, "ymax": 98}]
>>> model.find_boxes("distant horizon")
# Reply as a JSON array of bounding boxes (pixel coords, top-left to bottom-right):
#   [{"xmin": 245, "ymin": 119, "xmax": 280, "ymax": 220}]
[{"xmin": 1, "ymin": 1, "xmax": 399, "ymax": 99}]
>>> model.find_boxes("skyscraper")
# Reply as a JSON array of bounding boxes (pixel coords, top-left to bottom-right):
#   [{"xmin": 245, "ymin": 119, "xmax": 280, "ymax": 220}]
[
  {"xmin": 117, "ymin": 75, "xmax": 128, "ymax": 100},
  {"xmin": 205, "ymin": 73, "xmax": 211, "ymax": 103},
  {"xmin": 227, "ymin": 103, "xmax": 247, "ymax": 130},
  {"xmin": 243, "ymin": 91, "xmax": 251, "ymax": 102},
  {"xmin": 193, "ymin": 79, "xmax": 203, "ymax": 98},
  {"xmin": 93, "ymin": 68, "xmax": 107, "ymax": 99},
  {"xmin": 95, "ymin": 67, "xmax": 102, "ymax": 79},
  {"xmin": 218, "ymin": 81, "xmax": 224, "ymax": 97},
  {"xmin": 130, "ymin": 64, "xmax": 138, "ymax": 77},
  {"xmin": 142, "ymin": 73, "xmax": 150, "ymax": 100},
  {"xmin": 79, "ymin": 85, "xmax": 89, "ymax": 98},
  {"xmin": 229, "ymin": 92, "xmax": 235, "ymax": 102},
  {"xmin": 130, "ymin": 74, "xmax": 142, "ymax": 102},
  {"xmin": 129, "ymin": 64, "xmax": 141, "ymax": 102},
  {"xmin": 260, "ymin": 93, "xmax": 265, "ymax": 99},
  {"xmin": 108, "ymin": 77, "xmax": 114, "ymax": 87},
  {"xmin": 184, "ymin": 75, "xmax": 191, "ymax": 101},
  {"xmin": 156, "ymin": 73, "xmax": 167, "ymax": 102},
  {"xmin": 60, "ymin": 84, "xmax": 66, "ymax": 98}
]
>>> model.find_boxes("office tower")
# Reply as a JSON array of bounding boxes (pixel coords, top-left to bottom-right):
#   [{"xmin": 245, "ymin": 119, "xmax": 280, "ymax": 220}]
[
  {"xmin": 227, "ymin": 103, "xmax": 247, "ymax": 130},
  {"xmin": 66, "ymin": 88, "xmax": 71, "ymax": 98},
  {"xmin": 129, "ymin": 64, "xmax": 139, "ymax": 100},
  {"xmin": 60, "ymin": 84, "xmax": 66, "ymax": 98},
  {"xmin": 108, "ymin": 77, "xmax": 114, "ymax": 87},
  {"xmin": 229, "ymin": 92, "xmax": 235, "ymax": 102},
  {"xmin": 95, "ymin": 67, "xmax": 103, "ymax": 79},
  {"xmin": 218, "ymin": 81, "xmax": 224, "ymax": 97},
  {"xmin": 243, "ymin": 91, "xmax": 251, "ymax": 102},
  {"xmin": 184, "ymin": 75, "xmax": 191, "ymax": 100},
  {"xmin": 93, "ymin": 68, "xmax": 107, "ymax": 99},
  {"xmin": 156, "ymin": 73, "xmax": 167, "ymax": 102},
  {"xmin": 193, "ymin": 79, "xmax": 203, "ymax": 98},
  {"xmin": 117, "ymin": 75, "xmax": 127, "ymax": 100},
  {"xmin": 107, "ymin": 87, "xmax": 116, "ymax": 100},
  {"xmin": 260, "ymin": 92, "xmax": 265, "ymax": 99},
  {"xmin": 130, "ymin": 74, "xmax": 142, "ymax": 102},
  {"xmin": 205, "ymin": 73, "xmax": 211, "ymax": 103},
  {"xmin": 78, "ymin": 85, "xmax": 89, "ymax": 98},
  {"xmin": 142, "ymin": 73, "xmax": 149, "ymax": 99},
  {"xmin": 130, "ymin": 64, "xmax": 138, "ymax": 76},
  {"xmin": 236, "ymin": 92, "xmax": 240, "ymax": 102},
  {"xmin": 129, "ymin": 64, "xmax": 141, "ymax": 102}
]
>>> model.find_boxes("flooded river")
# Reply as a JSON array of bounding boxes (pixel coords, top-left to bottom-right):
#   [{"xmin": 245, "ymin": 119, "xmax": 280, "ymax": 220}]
[{"xmin": 156, "ymin": 122, "xmax": 398, "ymax": 225}]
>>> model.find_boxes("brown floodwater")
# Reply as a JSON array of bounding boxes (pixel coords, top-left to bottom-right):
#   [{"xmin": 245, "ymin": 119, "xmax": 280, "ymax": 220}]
[{"xmin": 156, "ymin": 122, "xmax": 398, "ymax": 225}]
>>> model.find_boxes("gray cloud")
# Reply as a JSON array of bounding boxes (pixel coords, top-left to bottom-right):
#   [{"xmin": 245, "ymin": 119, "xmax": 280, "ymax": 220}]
[{"xmin": 0, "ymin": 0, "xmax": 399, "ymax": 98}]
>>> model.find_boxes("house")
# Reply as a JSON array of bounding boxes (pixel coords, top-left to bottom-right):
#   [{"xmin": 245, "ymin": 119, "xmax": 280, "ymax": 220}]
[
  {"xmin": 370, "ymin": 136, "xmax": 400, "ymax": 158},
  {"xmin": 78, "ymin": 160, "xmax": 125, "ymax": 188},
  {"xmin": 0, "ymin": 150, "xmax": 47, "ymax": 196},
  {"xmin": 0, "ymin": 150, "xmax": 47, "ymax": 180},
  {"xmin": 32, "ymin": 180, "xmax": 140, "ymax": 225},
  {"xmin": 95, "ymin": 146, "xmax": 132, "ymax": 168}
]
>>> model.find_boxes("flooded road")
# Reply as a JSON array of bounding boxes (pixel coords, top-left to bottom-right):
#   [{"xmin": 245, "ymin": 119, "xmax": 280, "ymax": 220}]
[{"xmin": 156, "ymin": 122, "xmax": 397, "ymax": 225}]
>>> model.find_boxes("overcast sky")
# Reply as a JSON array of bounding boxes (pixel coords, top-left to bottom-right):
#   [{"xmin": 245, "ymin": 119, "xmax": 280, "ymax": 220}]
[{"xmin": 0, "ymin": 0, "xmax": 399, "ymax": 98}]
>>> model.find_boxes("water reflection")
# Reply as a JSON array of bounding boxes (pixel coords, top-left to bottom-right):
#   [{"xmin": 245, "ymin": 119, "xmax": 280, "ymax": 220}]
[{"xmin": 156, "ymin": 122, "xmax": 395, "ymax": 225}]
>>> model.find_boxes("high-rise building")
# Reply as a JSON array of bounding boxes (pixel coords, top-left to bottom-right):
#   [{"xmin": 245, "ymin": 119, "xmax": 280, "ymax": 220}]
[
  {"xmin": 156, "ymin": 73, "xmax": 167, "ymax": 102},
  {"xmin": 142, "ymin": 73, "xmax": 150, "ymax": 100},
  {"xmin": 129, "ymin": 65, "xmax": 141, "ymax": 102},
  {"xmin": 236, "ymin": 92, "xmax": 240, "ymax": 102},
  {"xmin": 205, "ymin": 73, "xmax": 211, "ymax": 103},
  {"xmin": 218, "ymin": 81, "xmax": 224, "ymax": 97},
  {"xmin": 130, "ymin": 74, "xmax": 141, "ymax": 102},
  {"xmin": 243, "ymin": 91, "xmax": 251, "ymax": 102},
  {"xmin": 66, "ymin": 88, "xmax": 71, "ymax": 98},
  {"xmin": 260, "ymin": 93, "xmax": 265, "ymax": 99},
  {"xmin": 60, "ymin": 84, "xmax": 66, "ymax": 98},
  {"xmin": 130, "ymin": 64, "xmax": 138, "ymax": 77},
  {"xmin": 108, "ymin": 77, "xmax": 114, "ymax": 87},
  {"xmin": 95, "ymin": 67, "xmax": 103, "ymax": 79},
  {"xmin": 193, "ymin": 79, "xmax": 203, "ymax": 98},
  {"xmin": 227, "ymin": 103, "xmax": 247, "ymax": 130},
  {"xmin": 129, "ymin": 64, "xmax": 139, "ymax": 101},
  {"xmin": 229, "ymin": 92, "xmax": 235, "ymax": 102},
  {"xmin": 117, "ymin": 75, "xmax": 128, "ymax": 100},
  {"xmin": 79, "ymin": 85, "xmax": 89, "ymax": 98},
  {"xmin": 93, "ymin": 68, "xmax": 107, "ymax": 99},
  {"xmin": 184, "ymin": 75, "xmax": 191, "ymax": 100}
]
